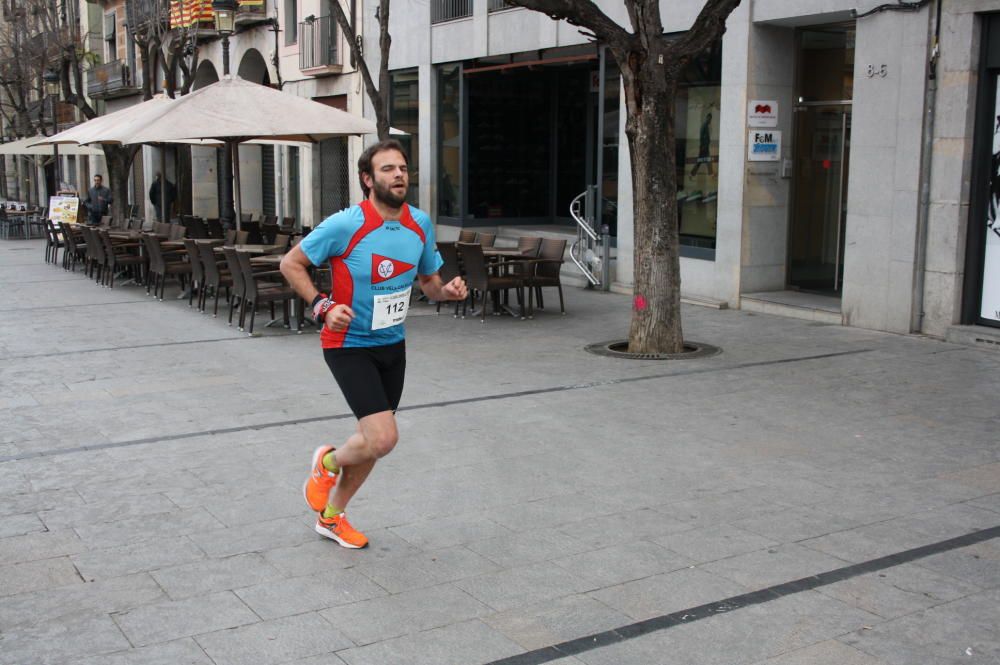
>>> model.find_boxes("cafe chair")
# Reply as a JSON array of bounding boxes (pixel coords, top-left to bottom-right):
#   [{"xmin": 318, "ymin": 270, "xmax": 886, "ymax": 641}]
[
  {"xmin": 142, "ymin": 233, "xmax": 191, "ymax": 300},
  {"xmin": 80, "ymin": 226, "xmax": 108, "ymax": 285},
  {"xmin": 517, "ymin": 236, "xmax": 542, "ymax": 257},
  {"xmin": 525, "ymin": 238, "xmax": 568, "ymax": 315},
  {"xmin": 245, "ymin": 221, "xmax": 263, "ymax": 244},
  {"xmin": 458, "ymin": 229, "xmax": 477, "ymax": 243},
  {"xmin": 182, "ymin": 239, "xmax": 207, "ymax": 309},
  {"xmin": 436, "ymin": 241, "xmax": 466, "ymax": 318},
  {"xmin": 222, "ymin": 247, "xmax": 249, "ymax": 327},
  {"xmin": 206, "ymin": 218, "xmax": 224, "ymax": 239},
  {"xmin": 61, "ymin": 224, "xmax": 87, "ymax": 272},
  {"xmin": 44, "ymin": 220, "xmax": 64, "ymax": 265},
  {"xmin": 477, "ymin": 232, "xmax": 496, "ymax": 248},
  {"xmin": 197, "ymin": 241, "xmax": 231, "ymax": 316},
  {"xmin": 99, "ymin": 229, "xmax": 145, "ymax": 289},
  {"xmin": 457, "ymin": 242, "xmax": 525, "ymax": 322},
  {"xmin": 235, "ymin": 250, "xmax": 296, "ymax": 335},
  {"xmin": 273, "ymin": 233, "xmax": 292, "ymax": 252},
  {"xmin": 184, "ymin": 216, "xmax": 209, "ymax": 239}
]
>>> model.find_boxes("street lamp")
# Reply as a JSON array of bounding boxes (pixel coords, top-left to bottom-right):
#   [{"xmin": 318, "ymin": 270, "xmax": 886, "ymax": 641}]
[
  {"xmin": 42, "ymin": 68, "xmax": 61, "ymax": 195},
  {"xmin": 212, "ymin": 0, "xmax": 239, "ymax": 227},
  {"xmin": 212, "ymin": 0, "xmax": 237, "ymax": 76}
]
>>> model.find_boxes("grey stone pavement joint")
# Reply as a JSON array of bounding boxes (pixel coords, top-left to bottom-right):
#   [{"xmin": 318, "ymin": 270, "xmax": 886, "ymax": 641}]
[
  {"xmin": 0, "ymin": 347, "xmax": 873, "ymax": 464},
  {"xmin": 1, "ymin": 238, "xmax": 999, "ymax": 665}
]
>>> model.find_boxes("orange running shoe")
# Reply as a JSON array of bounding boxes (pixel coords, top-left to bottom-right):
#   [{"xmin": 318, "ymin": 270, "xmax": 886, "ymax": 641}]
[
  {"xmin": 315, "ymin": 512, "xmax": 368, "ymax": 548},
  {"xmin": 303, "ymin": 445, "xmax": 337, "ymax": 512}
]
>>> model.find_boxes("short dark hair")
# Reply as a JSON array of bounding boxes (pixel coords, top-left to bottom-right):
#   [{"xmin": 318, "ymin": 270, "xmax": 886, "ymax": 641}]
[
  {"xmin": 357, "ymin": 139, "xmax": 408, "ymax": 197},
  {"xmin": 94, "ymin": 174, "xmax": 103, "ymax": 179}
]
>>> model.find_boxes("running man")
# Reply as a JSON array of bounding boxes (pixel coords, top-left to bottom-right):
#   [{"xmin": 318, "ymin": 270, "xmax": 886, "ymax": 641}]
[{"xmin": 280, "ymin": 139, "xmax": 467, "ymax": 548}]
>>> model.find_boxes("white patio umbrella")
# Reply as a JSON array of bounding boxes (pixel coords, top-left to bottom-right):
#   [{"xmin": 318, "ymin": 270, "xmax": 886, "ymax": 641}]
[
  {"xmin": 32, "ymin": 95, "xmax": 178, "ymax": 147},
  {"xmin": 0, "ymin": 136, "xmax": 104, "ymax": 156},
  {"xmin": 30, "ymin": 95, "xmax": 201, "ymax": 221},
  {"xmin": 32, "ymin": 78, "xmax": 375, "ymax": 226},
  {"xmin": 123, "ymin": 76, "xmax": 376, "ymax": 228}
]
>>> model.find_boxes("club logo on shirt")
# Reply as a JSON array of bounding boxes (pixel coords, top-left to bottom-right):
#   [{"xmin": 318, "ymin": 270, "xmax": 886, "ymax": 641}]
[{"xmin": 371, "ymin": 254, "xmax": 415, "ymax": 284}]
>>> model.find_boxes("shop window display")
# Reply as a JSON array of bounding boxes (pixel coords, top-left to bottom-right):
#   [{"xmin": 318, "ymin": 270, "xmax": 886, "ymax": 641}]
[{"xmin": 675, "ymin": 41, "xmax": 722, "ymax": 254}]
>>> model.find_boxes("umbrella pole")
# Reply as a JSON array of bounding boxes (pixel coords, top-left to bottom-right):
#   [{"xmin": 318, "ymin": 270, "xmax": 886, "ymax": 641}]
[
  {"xmin": 231, "ymin": 140, "xmax": 242, "ymax": 232},
  {"xmin": 160, "ymin": 146, "xmax": 167, "ymax": 224}
]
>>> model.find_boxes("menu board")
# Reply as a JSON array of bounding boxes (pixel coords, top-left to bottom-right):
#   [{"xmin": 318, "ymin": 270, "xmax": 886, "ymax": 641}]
[{"xmin": 48, "ymin": 196, "xmax": 80, "ymax": 224}]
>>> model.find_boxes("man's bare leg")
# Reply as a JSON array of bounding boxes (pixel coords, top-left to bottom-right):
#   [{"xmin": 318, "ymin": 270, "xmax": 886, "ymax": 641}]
[{"xmin": 328, "ymin": 410, "xmax": 398, "ymax": 511}]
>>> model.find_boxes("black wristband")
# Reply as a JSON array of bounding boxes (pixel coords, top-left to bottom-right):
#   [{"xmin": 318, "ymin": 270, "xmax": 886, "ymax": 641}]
[{"xmin": 311, "ymin": 293, "xmax": 326, "ymax": 309}]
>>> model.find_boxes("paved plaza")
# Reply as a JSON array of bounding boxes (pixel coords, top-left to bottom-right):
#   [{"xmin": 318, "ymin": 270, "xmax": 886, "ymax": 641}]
[{"xmin": 1, "ymin": 238, "xmax": 999, "ymax": 665}]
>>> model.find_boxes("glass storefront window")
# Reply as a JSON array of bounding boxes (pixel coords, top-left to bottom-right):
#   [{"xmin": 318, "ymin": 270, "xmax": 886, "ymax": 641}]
[
  {"xmin": 676, "ymin": 40, "xmax": 722, "ymax": 255},
  {"xmin": 438, "ymin": 63, "xmax": 462, "ymax": 220},
  {"xmin": 390, "ymin": 70, "xmax": 419, "ymax": 206}
]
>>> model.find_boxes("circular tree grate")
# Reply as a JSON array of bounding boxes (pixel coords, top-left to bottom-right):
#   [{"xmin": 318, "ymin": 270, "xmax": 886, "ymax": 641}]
[{"xmin": 585, "ymin": 339, "xmax": 721, "ymax": 360}]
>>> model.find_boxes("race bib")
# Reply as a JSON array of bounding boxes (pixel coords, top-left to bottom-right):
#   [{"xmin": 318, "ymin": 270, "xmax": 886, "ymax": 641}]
[{"xmin": 371, "ymin": 287, "xmax": 412, "ymax": 330}]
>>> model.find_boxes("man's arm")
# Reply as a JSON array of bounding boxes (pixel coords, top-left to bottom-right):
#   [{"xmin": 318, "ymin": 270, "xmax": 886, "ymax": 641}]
[
  {"xmin": 280, "ymin": 244, "xmax": 355, "ymax": 331},
  {"xmin": 280, "ymin": 245, "xmax": 321, "ymax": 303},
  {"xmin": 418, "ymin": 272, "xmax": 467, "ymax": 302}
]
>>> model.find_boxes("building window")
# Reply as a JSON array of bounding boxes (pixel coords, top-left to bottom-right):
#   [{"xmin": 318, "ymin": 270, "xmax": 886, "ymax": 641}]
[
  {"xmin": 431, "ymin": 0, "xmax": 471, "ymax": 24},
  {"xmin": 437, "ymin": 63, "xmax": 461, "ymax": 220},
  {"xmin": 676, "ymin": 39, "xmax": 722, "ymax": 258},
  {"xmin": 104, "ymin": 11, "xmax": 116, "ymax": 62},
  {"xmin": 284, "ymin": 0, "xmax": 298, "ymax": 45},
  {"xmin": 390, "ymin": 70, "xmax": 419, "ymax": 206}
]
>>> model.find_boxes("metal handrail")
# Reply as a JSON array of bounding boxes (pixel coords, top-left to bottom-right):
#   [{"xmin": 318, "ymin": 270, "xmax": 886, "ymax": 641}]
[
  {"xmin": 569, "ymin": 191, "xmax": 601, "ymax": 286},
  {"xmin": 569, "ymin": 191, "xmax": 598, "ymax": 241}
]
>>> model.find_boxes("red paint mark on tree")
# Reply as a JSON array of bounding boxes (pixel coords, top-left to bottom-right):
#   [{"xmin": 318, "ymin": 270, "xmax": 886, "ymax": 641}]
[{"xmin": 634, "ymin": 295, "xmax": 647, "ymax": 311}]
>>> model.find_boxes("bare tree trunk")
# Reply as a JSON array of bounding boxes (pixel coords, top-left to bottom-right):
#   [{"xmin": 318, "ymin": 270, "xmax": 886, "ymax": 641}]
[
  {"xmin": 103, "ymin": 145, "xmax": 139, "ymax": 225},
  {"xmin": 328, "ymin": 0, "xmax": 391, "ymax": 140},
  {"xmin": 623, "ymin": 64, "xmax": 684, "ymax": 353}
]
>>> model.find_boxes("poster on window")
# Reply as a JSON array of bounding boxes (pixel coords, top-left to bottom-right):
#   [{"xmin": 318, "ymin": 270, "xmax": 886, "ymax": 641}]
[{"xmin": 982, "ymin": 80, "xmax": 1000, "ymax": 323}]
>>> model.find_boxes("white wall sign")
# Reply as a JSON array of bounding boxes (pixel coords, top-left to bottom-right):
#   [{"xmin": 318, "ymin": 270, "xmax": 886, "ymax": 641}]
[
  {"xmin": 748, "ymin": 130, "xmax": 781, "ymax": 162},
  {"xmin": 748, "ymin": 100, "xmax": 778, "ymax": 128}
]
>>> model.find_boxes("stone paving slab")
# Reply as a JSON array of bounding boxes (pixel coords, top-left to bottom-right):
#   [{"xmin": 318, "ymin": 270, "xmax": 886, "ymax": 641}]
[{"xmin": 2, "ymin": 239, "xmax": 1000, "ymax": 664}]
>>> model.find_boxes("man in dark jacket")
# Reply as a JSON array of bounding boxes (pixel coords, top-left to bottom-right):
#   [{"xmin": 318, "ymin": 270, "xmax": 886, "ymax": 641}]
[
  {"xmin": 83, "ymin": 174, "xmax": 113, "ymax": 225},
  {"xmin": 149, "ymin": 173, "xmax": 177, "ymax": 222}
]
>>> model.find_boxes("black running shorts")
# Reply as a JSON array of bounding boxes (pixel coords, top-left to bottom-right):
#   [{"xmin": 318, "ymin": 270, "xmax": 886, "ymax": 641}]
[{"xmin": 323, "ymin": 341, "xmax": 406, "ymax": 419}]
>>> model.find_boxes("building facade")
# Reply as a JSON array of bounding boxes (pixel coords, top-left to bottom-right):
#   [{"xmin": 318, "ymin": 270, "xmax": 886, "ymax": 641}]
[
  {"xmin": 51, "ymin": 0, "xmax": 366, "ymax": 226},
  {"xmin": 370, "ymin": 0, "xmax": 1000, "ymax": 340}
]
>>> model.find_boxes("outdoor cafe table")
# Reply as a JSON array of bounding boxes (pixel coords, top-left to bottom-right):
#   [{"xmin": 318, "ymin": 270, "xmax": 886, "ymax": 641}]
[
  {"xmin": 213, "ymin": 243, "xmax": 284, "ymax": 255},
  {"xmin": 249, "ymin": 254, "xmax": 283, "ymax": 267}
]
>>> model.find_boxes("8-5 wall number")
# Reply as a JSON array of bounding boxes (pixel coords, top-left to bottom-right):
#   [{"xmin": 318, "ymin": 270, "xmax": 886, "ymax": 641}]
[{"xmin": 866, "ymin": 64, "xmax": 888, "ymax": 78}]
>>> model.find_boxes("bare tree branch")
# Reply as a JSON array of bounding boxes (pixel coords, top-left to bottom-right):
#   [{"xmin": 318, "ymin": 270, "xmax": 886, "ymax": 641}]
[
  {"xmin": 669, "ymin": 0, "xmax": 740, "ymax": 60},
  {"xmin": 328, "ymin": 0, "xmax": 390, "ymax": 139}
]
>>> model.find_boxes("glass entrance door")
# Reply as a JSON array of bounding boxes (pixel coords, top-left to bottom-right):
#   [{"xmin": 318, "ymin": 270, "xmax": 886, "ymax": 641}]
[{"xmin": 789, "ymin": 103, "xmax": 851, "ymax": 294}]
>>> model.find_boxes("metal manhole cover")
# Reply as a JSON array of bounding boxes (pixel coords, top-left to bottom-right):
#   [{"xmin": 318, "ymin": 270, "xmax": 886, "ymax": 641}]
[{"xmin": 585, "ymin": 339, "xmax": 721, "ymax": 360}]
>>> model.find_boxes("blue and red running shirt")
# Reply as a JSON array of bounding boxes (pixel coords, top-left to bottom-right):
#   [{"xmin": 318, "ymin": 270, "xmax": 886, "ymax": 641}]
[{"xmin": 299, "ymin": 200, "xmax": 444, "ymax": 349}]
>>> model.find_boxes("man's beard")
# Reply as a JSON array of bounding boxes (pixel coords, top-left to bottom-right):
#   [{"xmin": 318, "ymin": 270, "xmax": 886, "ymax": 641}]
[{"xmin": 372, "ymin": 178, "xmax": 407, "ymax": 209}]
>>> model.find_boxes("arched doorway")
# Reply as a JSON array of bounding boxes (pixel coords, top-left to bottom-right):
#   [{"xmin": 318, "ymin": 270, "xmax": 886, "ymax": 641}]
[
  {"xmin": 193, "ymin": 60, "xmax": 220, "ymax": 90},
  {"xmin": 237, "ymin": 49, "xmax": 270, "ymax": 85}
]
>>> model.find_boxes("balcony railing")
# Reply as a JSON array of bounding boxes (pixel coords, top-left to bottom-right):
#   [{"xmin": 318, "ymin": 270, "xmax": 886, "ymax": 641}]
[
  {"xmin": 88, "ymin": 60, "xmax": 141, "ymax": 99},
  {"xmin": 487, "ymin": 0, "xmax": 513, "ymax": 11},
  {"xmin": 299, "ymin": 16, "xmax": 341, "ymax": 72},
  {"xmin": 236, "ymin": 0, "xmax": 266, "ymax": 25},
  {"xmin": 431, "ymin": 0, "xmax": 471, "ymax": 24}
]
